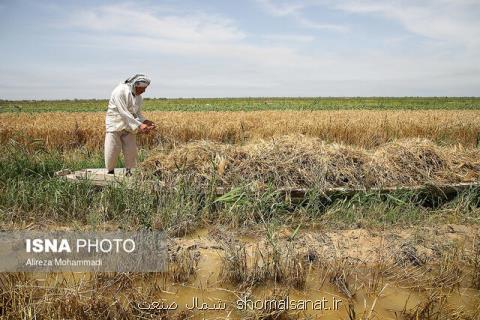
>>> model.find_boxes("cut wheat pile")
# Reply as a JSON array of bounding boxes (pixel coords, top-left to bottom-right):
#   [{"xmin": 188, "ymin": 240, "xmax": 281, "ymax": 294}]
[{"xmin": 142, "ymin": 135, "xmax": 480, "ymax": 190}]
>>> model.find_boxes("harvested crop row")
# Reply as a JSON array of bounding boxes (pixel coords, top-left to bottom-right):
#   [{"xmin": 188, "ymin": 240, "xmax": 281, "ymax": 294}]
[
  {"xmin": 1, "ymin": 110, "xmax": 480, "ymax": 150},
  {"xmin": 142, "ymin": 136, "xmax": 480, "ymax": 190}
]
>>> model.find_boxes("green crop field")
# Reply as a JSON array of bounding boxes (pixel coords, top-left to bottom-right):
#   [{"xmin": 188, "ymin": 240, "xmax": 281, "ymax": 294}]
[{"xmin": 1, "ymin": 97, "xmax": 480, "ymax": 113}]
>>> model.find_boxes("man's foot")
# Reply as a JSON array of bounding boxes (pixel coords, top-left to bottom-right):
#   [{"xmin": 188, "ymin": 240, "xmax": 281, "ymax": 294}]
[{"xmin": 107, "ymin": 170, "xmax": 114, "ymax": 175}]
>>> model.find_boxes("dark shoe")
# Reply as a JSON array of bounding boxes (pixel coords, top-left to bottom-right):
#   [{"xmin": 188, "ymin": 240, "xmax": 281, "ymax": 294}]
[{"xmin": 107, "ymin": 170, "xmax": 114, "ymax": 175}]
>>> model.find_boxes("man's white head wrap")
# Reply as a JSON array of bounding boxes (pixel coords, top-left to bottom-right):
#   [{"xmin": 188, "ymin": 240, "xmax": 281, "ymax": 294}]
[{"xmin": 124, "ymin": 74, "xmax": 151, "ymax": 93}]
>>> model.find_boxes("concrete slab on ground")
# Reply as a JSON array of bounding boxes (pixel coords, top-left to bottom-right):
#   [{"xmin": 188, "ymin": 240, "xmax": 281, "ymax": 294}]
[{"xmin": 55, "ymin": 168, "xmax": 135, "ymax": 187}]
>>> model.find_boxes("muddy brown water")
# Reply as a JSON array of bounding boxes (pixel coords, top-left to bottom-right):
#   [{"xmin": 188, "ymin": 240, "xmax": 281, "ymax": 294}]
[
  {"xmin": 33, "ymin": 250, "xmax": 478, "ymax": 319},
  {"xmin": 136, "ymin": 243, "xmax": 477, "ymax": 319},
  {"xmin": 26, "ymin": 226, "xmax": 480, "ymax": 319}
]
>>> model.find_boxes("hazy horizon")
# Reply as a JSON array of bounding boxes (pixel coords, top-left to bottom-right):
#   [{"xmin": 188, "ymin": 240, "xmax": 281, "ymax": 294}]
[{"xmin": 3, "ymin": 96, "xmax": 480, "ymax": 102}]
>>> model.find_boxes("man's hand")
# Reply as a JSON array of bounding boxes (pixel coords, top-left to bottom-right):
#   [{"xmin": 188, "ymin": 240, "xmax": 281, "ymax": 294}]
[
  {"xmin": 143, "ymin": 119, "xmax": 156, "ymax": 130},
  {"xmin": 138, "ymin": 123, "xmax": 150, "ymax": 133}
]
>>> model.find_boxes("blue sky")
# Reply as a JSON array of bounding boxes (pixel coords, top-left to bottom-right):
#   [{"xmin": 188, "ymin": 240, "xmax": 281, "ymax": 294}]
[{"xmin": 0, "ymin": 0, "xmax": 479, "ymax": 99}]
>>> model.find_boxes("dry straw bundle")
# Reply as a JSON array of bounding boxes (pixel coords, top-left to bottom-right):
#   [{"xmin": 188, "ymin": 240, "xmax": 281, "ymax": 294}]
[{"xmin": 142, "ymin": 135, "xmax": 480, "ymax": 190}]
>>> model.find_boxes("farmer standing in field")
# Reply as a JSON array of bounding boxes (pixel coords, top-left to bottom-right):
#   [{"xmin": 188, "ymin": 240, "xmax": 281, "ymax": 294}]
[{"xmin": 104, "ymin": 74, "xmax": 155, "ymax": 175}]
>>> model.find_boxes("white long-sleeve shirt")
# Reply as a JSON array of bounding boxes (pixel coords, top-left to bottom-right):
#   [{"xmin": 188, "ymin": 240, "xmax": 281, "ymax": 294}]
[{"xmin": 105, "ymin": 83, "xmax": 146, "ymax": 133}]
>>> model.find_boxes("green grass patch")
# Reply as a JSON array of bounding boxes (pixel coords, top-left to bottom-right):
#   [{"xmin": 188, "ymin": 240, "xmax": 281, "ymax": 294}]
[
  {"xmin": 1, "ymin": 97, "xmax": 480, "ymax": 113},
  {"xmin": 1, "ymin": 145, "xmax": 479, "ymax": 231}
]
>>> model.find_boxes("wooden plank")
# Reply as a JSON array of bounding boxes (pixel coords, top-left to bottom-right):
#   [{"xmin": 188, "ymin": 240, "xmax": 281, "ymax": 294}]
[
  {"xmin": 216, "ymin": 182, "xmax": 480, "ymax": 198},
  {"xmin": 278, "ymin": 182, "xmax": 480, "ymax": 198},
  {"xmin": 277, "ymin": 182, "xmax": 480, "ymax": 203},
  {"xmin": 56, "ymin": 168, "xmax": 134, "ymax": 187},
  {"xmin": 57, "ymin": 169, "xmax": 480, "ymax": 200}
]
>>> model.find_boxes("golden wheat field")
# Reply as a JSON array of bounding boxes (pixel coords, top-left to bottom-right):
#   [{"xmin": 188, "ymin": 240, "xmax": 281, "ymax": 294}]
[
  {"xmin": 2, "ymin": 108, "xmax": 480, "ymax": 319},
  {"xmin": 2, "ymin": 110, "xmax": 480, "ymax": 151}
]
